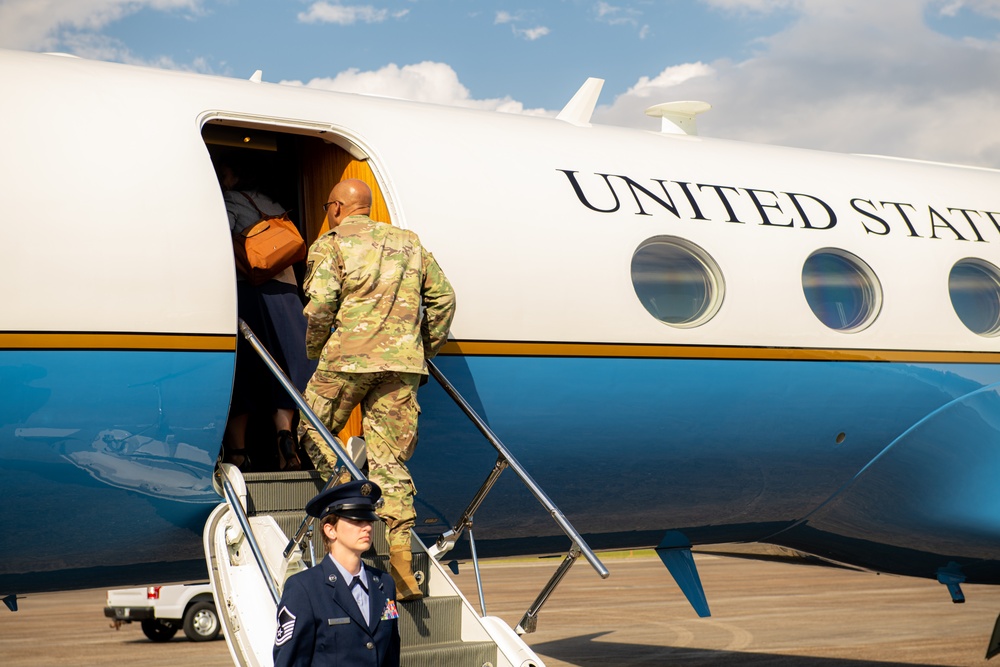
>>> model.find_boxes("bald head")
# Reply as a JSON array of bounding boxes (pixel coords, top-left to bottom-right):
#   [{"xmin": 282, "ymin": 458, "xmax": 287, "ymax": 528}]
[{"xmin": 325, "ymin": 179, "xmax": 372, "ymax": 227}]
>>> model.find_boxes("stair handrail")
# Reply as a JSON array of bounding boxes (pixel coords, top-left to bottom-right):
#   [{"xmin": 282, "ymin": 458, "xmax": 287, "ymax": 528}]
[
  {"xmin": 238, "ymin": 319, "xmax": 364, "ymax": 481},
  {"xmin": 426, "ymin": 359, "xmax": 610, "ymax": 581},
  {"xmin": 240, "ymin": 318, "xmax": 607, "ymax": 637},
  {"xmin": 236, "ymin": 319, "xmax": 365, "ymax": 560}
]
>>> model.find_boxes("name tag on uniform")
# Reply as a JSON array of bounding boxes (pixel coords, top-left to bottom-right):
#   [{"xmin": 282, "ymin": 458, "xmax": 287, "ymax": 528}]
[{"xmin": 327, "ymin": 617, "xmax": 351, "ymax": 626}]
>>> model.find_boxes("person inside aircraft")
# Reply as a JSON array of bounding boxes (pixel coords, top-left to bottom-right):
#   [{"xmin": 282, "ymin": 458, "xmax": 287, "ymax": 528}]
[
  {"xmin": 297, "ymin": 178, "xmax": 456, "ymax": 601},
  {"xmin": 216, "ymin": 158, "xmax": 316, "ymax": 472},
  {"xmin": 272, "ymin": 480, "xmax": 400, "ymax": 667}
]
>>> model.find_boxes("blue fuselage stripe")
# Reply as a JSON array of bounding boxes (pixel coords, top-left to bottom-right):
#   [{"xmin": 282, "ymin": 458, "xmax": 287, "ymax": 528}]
[
  {"xmin": 411, "ymin": 354, "xmax": 1000, "ymax": 580},
  {"xmin": 5, "ymin": 345, "xmax": 1000, "ymax": 587},
  {"xmin": 0, "ymin": 349, "xmax": 233, "ymax": 586}
]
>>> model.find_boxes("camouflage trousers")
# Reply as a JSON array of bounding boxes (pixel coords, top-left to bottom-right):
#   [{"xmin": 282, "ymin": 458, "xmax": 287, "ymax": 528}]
[{"xmin": 298, "ymin": 369, "xmax": 421, "ymax": 551}]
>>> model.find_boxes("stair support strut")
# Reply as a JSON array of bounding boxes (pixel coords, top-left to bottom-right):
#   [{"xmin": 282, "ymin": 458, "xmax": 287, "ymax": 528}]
[{"xmin": 427, "ymin": 360, "xmax": 609, "ymax": 633}]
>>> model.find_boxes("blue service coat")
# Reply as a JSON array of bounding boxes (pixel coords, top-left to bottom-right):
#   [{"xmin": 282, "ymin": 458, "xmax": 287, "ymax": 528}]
[{"xmin": 273, "ymin": 556, "xmax": 400, "ymax": 667}]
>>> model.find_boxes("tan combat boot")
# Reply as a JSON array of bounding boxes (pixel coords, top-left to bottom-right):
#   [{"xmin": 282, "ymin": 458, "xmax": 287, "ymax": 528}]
[{"xmin": 388, "ymin": 546, "xmax": 423, "ymax": 601}]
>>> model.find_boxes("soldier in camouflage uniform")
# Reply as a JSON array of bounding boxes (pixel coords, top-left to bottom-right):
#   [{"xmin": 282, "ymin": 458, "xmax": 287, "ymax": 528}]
[{"xmin": 299, "ymin": 178, "xmax": 456, "ymax": 601}]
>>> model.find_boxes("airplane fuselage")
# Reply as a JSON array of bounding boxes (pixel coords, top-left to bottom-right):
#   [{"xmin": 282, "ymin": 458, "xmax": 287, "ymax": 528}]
[{"xmin": 3, "ymin": 49, "xmax": 1000, "ymax": 596}]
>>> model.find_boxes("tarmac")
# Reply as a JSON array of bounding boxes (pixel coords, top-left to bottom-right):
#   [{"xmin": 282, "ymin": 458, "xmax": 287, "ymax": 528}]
[{"xmin": 4, "ymin": 549, "xmax": 1000, "ymax": 666}]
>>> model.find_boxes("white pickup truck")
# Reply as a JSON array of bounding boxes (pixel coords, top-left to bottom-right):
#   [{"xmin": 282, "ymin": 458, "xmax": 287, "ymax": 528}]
[{"xmin": 104, "ymin": 582, "xmax": 220, "ymax": 642}]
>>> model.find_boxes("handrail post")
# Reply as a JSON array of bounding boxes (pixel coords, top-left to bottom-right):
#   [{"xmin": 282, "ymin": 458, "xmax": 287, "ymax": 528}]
[
  {"xmin": 429, "ymin": 456, "xmax": 507, "ymax": 559},
  {"xmin": 516, "ymin": 546, "xmax": 582, "ymax": 635},
  {"xmin": 467, "ymin": 524, "xmax": 487, "ymax": 617}
]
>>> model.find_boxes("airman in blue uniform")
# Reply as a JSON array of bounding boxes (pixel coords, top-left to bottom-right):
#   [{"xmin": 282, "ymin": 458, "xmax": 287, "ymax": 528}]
[{"xmin": 273, "ymin": 480, "xmax": 400, "ymax": 667}]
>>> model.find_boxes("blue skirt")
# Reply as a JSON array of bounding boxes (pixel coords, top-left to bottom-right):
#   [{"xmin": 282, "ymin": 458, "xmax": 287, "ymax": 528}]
[{"xmin": 232, "ymin": 280, "xmax": 317, "ymax": 414}]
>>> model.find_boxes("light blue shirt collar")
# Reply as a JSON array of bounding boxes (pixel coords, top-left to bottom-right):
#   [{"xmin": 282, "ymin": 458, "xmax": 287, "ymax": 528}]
[{"xmin": 328, "ymin": 554, "xmax": 369, "ymax": 623}]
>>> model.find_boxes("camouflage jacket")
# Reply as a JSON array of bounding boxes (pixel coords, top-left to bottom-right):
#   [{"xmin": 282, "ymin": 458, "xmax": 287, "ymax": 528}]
[{"xmin": 303, "ymin": 215, "xmax": 456, "ymax": 374}]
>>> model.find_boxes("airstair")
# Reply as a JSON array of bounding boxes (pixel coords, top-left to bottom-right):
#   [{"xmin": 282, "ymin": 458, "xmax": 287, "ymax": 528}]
[{"xmin": 203, "ymin": 321, "xmax": 609, "ymax": 666}]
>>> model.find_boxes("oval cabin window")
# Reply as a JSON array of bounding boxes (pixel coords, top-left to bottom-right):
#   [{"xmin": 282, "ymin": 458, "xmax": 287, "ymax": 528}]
[
  {"xmin": 630, "ymin": 237, "xmax": 724, "ymax": 328},
  {"xmin": 802, "ymin": 249, "xmax": 881, "ymax": 332},
  {"xmin": 949, "ymin": 259, "xmax": 1000, "ymax": 337}
]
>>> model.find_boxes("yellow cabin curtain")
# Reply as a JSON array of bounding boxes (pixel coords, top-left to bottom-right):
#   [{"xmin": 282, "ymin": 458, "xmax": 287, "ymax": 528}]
[
  {"xmin": 299, "ymin": 141, "xmax": 392, "ymax": 442},
  {"xmin": 300, "ymin": 142, "xmax": 392, "ymax": 242}
]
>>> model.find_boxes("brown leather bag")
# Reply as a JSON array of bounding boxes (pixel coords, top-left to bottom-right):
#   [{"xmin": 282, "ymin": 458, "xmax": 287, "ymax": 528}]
[{"xmin": 232, "ymin": 192, "xmax": 307, "ymax": 285}]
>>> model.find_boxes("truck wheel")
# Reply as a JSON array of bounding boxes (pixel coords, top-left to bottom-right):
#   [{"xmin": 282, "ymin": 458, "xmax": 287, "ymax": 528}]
[
  {"xmin": 140, "ymin": 618, "xmax": 178, "ymax": 642},
  {"xmin": 183, "ymin": 600, "xmax": 220, "ymax": 641}
]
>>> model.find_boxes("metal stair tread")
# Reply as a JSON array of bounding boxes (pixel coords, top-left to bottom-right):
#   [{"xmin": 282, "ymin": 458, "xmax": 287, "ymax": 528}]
[
  {"xmin": 243, "ymin": 470, "xmax": 324, "ymax": 481},
  {"xmin": 400, "ymin": 639, "xmax": 498, "ymax": 667},
  {"xmin": 244, "ymin": 472, "xmax": 326, "ymax": 514},
  {"xmin": 397, "ymin": 596, "xmax": 463, "ymax": 645}
]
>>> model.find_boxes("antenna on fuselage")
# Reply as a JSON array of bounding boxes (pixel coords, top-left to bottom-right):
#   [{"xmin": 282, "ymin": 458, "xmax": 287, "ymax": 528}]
[
  {"xmin": 645, "ymin": 100, "xmax": 712, "ymax": 136},
  {"xmin": 249, "ymin": 70, "xmax": 263, "ymax": 83},
  {"xmin": 557, "ymin": 77, "xmax": 604, "ymax": 127}
]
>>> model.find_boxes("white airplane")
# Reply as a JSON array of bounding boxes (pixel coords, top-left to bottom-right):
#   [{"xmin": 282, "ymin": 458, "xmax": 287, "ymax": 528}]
[{"xmin": 4, "ymin": 47, "xmax": 1000, "ymax": 658}]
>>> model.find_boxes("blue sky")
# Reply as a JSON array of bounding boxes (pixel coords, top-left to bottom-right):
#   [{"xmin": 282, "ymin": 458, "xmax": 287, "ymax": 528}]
[
  {"xmin": 92, "ymin": 2, "xmax": 795, "ymax": 110},
  {"xmin": 3, "ymin": 1, "xmax": 1000, "ymax": 167}
]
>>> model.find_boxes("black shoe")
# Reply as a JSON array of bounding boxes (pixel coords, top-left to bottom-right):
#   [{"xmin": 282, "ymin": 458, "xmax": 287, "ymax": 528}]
[
  {"xmin": 278, "ymin": 430, "xmax": 301, "ymax": 471},
  {"xmin": 223, "ymin": 448, "xmax": 251, "ymax": 472}
]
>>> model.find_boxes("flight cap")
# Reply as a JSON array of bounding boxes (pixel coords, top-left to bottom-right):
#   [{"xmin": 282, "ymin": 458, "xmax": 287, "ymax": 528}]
[{"xmin": 306, "ymin": 480, "xmax": 382, "ymax": 522}]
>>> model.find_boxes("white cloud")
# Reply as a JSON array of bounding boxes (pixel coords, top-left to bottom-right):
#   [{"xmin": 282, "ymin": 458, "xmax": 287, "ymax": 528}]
[
  {"xmin": 597, "ymin": 0, "xmax": 1000, "ymax": 167},
  {"xmin": 622, "ymin": 62, "xmax": 715, "ymax": 98},
  {"xmin": 934, "ymin": 0, "xmax": 1000, "ymax": 19},
  {"xmin": 703, "ymin": 0, "xmax": 1000, "ymax": 20},
  {"xmin": 494, "ymin": 9, "xmax": 549, "ymax": 40},
  {"xmin": 297, "ymin": 2, "xmax": 409, "ymax": 25},
  {"xmin": 700, "ymin": 0, "xmax": 802, "ymax": 13},
  {"xmin": 282, "ymin": 60, "xmax": 552, "ymax": 116},
  {"xmin": 595, "ymin": 1, "xmax": 642, "ymax": 27},
  {"xmin": 56, "ymin": 30, "xmax": 212, "ymax": 72},
  {"xmin": 0, "ymin": 0, "xmax": 201, "ymax": 51},
  {"xmin": 515, "ymin": 25, "xmax": 550, "ymax": 40}
]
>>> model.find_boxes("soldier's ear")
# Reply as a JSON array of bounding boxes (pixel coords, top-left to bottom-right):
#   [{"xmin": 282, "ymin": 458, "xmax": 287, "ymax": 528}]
[{"xmin": 323, "ymin": 520, "xmax": 338, "ymax": 542}]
